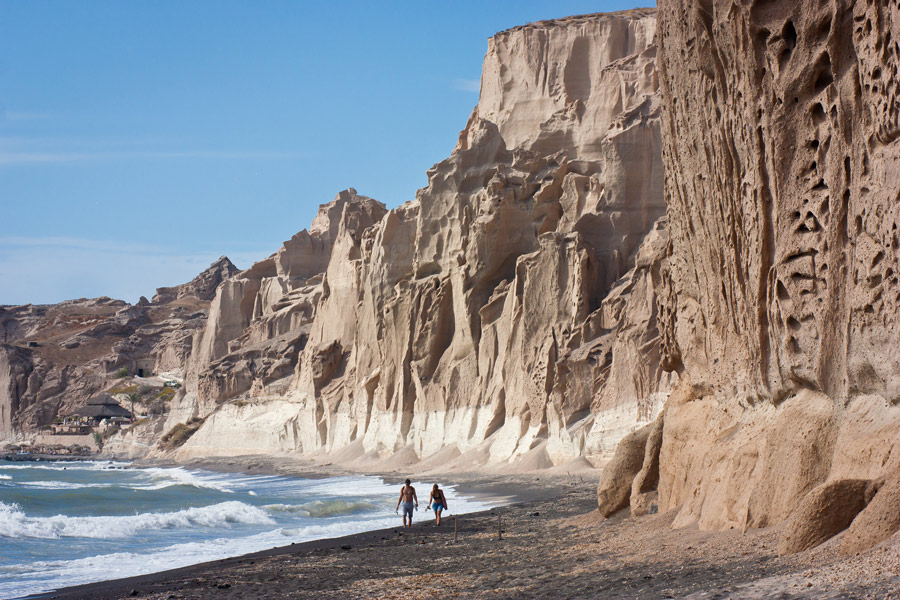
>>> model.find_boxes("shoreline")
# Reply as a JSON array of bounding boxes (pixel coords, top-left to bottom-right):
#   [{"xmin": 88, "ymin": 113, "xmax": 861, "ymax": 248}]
[
  {"xmin": 23, "ymin": 470, "xmax": 582, "ymax": 600},
  {"xmin": 11, "ymin": 456, "xmax": 900, "ymax": 600},
  {"xmin": 0, "ymin": 453, "xmax": 92, "ymax": 463},
  {"xmin": 20, "ymin": 516, "xmax": 476, "ymax": 600},
  {"xmin": 13, "ymin": 456, "xmax": 569, "ymax": 600},
  {"xmin": 137, "ymin": 452, "xmax": 577, "ymax": 506}
]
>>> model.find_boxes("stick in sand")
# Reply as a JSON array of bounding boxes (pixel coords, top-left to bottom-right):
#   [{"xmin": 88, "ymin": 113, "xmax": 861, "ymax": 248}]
[
  {"xmin": 454, "ymin": 516, "xmax": 458, "ymax": 542},
  {"xmin": 498, "ymin": 509, "xmax": 502, "ymax": 540}
]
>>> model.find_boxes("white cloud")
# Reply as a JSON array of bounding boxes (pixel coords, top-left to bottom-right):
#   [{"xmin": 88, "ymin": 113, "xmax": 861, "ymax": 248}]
[
  {"xmin": 0, "ymin": 150, "xmax": 304, "ymax": 166},
  {"xmin": 0, "ymin": 236, "xmax": 160, "ymax": 254},
  {"xmin": 0, "ymin": 237, "xmax": 267, "ymax": 305},
  {"xmin": 452, "ymin": 78, "xmax": 481, "ymax": 93},
  {"xmin": 0, "ymin": 110, "xmax": 56, "ymax": 121},
  {"xmin": 0, "ymin": 127, "xmax": 306, "ymax": 165}
]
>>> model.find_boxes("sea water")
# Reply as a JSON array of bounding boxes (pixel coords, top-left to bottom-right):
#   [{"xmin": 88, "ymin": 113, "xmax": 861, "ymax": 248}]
[{"xmin": 0, "ymin": 460, "xmax": 492, "ymax": 598}]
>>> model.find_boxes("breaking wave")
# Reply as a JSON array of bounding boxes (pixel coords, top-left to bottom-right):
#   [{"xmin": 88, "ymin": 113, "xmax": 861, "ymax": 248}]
[
  {"xmin": 0, "ymin": 501, "xmax": 273, "ymax": 539},
  {"xmin": 263, "ymin": 499, "xmax": 376, "ymax": 517},
  {"xmin": 135, "ymin": 467, "xmax": 236, "ymax": 493},
  {"xmin": 20, "ymin": 480, "xmax": 113, "ymax": 490}
]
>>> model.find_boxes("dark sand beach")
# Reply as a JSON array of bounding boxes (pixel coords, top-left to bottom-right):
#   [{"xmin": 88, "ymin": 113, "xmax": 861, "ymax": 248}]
[{"xmin": 28, "ymin": 467, "xmax": 900, "ymax": 600}]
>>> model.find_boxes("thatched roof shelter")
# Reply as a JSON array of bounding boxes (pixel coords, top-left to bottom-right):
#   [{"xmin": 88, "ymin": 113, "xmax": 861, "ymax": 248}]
[{"xmin": 70, "ymin": 396, "xmax": 132, "ymax": 420}]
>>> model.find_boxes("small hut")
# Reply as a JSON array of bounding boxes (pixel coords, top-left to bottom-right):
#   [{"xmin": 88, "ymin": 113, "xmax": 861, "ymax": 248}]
[{"xmin": 69, "ymin": 395, "xmax": 133, "ymax": 425}]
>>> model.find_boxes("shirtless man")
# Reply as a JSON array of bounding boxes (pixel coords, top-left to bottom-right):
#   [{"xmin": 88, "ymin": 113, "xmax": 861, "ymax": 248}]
[{"xmin": 395, "ymin": 479, "xmax": 418, "ymax": 528}]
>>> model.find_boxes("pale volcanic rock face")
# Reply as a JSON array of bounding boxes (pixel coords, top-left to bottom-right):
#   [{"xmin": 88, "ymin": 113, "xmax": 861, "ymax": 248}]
[
  {"xmin": 478, "ymin": 9, "xmax": 658, "ymax": 160},
  {"xmin": 1, "ymin": 10, "xmax": 673, "ymax": 474},
  {"xmin": 152, "ymin": 256, "xmax": 239, "ymax": 305},
  {"xmin": 598, "ymin": 0, "xmax": 900, "ymax": 551},
  {"xmin": 171, "ymin": 9, "xmax": 670, "ymax": 468}
]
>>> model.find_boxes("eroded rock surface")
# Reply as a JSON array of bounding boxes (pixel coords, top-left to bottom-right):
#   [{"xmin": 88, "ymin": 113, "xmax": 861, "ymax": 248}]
[
  {"xmin": 619, "ymin": 0, "xmax": 900, "ymax": 552},
  {"xmin": 152, "ymin": 256, "xmax": 238, "ymax": 304},
  {"xmin": 4, "ymin": 10, "xmax": 674, "ymax": 474},
  {"xmin": 171, "ymin": 9, "xmax": 670, "ymax": 467}
]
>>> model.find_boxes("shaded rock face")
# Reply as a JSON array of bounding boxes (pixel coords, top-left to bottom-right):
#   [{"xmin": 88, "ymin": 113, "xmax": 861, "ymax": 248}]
[
  {"xmin": 627, "ymin": 0, "xmax": 900, "ymax": 549},
  {"xmin": 596, "ymin": 417, "xmax": 657, "ymax": 517},
  {"xmin": 174, "ymin": 9, "xmax": 670, "ymax": 465},
  {"xmin": 777, "ymin": 478, "xmax": 876, "ymax": 555},
  {"xmin": 171, "ymin": 190, "xmax": 386, "ymax": 423},
  {"xmin": 0, "ymin": 344, "xmax": 34, "ymax": 433},
  {"xmin": 840, "ymin": 477, "xmax": 900, "ymax": 554}
]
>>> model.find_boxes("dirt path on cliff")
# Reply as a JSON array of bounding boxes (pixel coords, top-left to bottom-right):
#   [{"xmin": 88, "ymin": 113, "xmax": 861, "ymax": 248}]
[{"xmin": 40, "ymin": 473, "xmax": 900, "ymax": 600}]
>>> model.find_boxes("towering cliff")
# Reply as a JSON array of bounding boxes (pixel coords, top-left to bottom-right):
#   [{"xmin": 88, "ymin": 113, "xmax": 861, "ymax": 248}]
[
  {"xmin": 600, "ymin": 0, "xmax": 900, "ymax": 555},
  {"xmin": 150, "ymin": 9, "xmax": 670, "ymax": 467},
  {"xmin": 3, "ymin": 10, "xmax": 672, "ymax": 474}
]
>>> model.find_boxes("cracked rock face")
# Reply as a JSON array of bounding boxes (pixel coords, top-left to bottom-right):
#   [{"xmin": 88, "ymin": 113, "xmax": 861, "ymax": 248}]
[
  {"xmin": 171, "ymin": 9, "xmax": 669, "ymax": 467},
  {"xmin": 164, "ymin": 190, "xmax": 385, "ymax": 425},
  {"xmin": 647, "ymin": 0, "xmax": 900, "ymax": 547}
]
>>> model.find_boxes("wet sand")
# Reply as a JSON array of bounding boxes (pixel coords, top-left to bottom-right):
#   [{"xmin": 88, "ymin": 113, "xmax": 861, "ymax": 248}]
[{"xmin": 27, "ymin": 466, "xmax": 900, "ymax": 600}]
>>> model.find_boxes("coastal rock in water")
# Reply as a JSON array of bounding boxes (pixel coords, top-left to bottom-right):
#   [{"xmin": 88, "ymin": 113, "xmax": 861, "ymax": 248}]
[{"xmin": 644, "ymin": 0, "xmax": 900, "ymax": 549}]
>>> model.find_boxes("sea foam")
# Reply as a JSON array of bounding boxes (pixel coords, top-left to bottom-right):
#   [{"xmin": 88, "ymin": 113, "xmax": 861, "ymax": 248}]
[
  {"xmin": 135, "ymin": 467, "xmax": 237, "ymax": 492},
  {"xmin": 263, "ymin": 499, "xmax": 376, "ymax": 517},
  {"xmin": 0, "ymin": 500, "xmax": 273, "ymax": 539}
]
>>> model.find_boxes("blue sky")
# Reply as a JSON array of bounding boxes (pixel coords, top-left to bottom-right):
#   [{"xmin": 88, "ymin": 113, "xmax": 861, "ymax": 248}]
[{"xmin": 0, "ymin": 0, "xmax": 650, "ymax": 305}]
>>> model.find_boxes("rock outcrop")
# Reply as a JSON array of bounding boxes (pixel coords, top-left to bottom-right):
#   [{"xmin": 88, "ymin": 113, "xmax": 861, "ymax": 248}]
[
  {"xmin": 167, "ymin": 9, "xmax": 670, "ymax": 467},
  {"xmin": 598, "ymin": 0, "xmax": 900, "ymax": 553},
  {"xmin": 840, "ymin": 477, "xmax": 900, "ymax": 554},
  {"xmin": 0, "ymin": 261, "xmax": 232, "ymax": 439},
  {"xmin": 777, "ymin": 478, "xmax": 876, "ymax": 555},
  {"xmin": 152, "ymin": 256, "xmax": 238, "ymax": 304},
  {"xmin": 0, "ymin": 344, "xmax": 34, "ymax": 434},
  {"xmin": 596, "ymin": 418, "xmax": 656, "ymax": 517}
]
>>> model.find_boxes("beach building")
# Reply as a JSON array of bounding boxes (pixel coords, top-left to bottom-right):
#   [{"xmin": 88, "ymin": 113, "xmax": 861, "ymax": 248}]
[{"xmin": 67, "ymin": 395, "xmax": 133, "ymax": 426}]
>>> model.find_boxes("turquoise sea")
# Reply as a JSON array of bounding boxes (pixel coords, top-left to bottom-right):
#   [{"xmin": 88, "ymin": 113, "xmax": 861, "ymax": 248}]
[{"xmin": 0, "ymin": 460, "xmax": 489, "ymax": 598}]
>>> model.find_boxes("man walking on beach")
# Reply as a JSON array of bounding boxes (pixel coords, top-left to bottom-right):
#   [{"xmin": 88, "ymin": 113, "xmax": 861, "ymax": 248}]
[{"xmin": 395, "ymin": 479, "xmax": 418, "ymax": 528}]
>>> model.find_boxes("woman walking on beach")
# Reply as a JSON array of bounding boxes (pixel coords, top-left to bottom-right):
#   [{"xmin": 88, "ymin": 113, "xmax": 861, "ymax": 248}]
[{"xmin": 427, "ymin": 483, "xmax": 448, "ymax": 526}]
